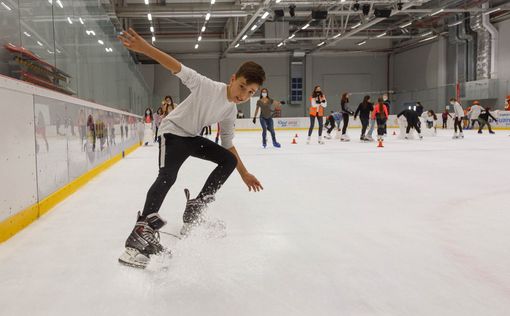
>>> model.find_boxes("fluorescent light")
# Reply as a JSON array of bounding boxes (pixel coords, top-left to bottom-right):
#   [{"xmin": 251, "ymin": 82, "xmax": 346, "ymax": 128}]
[
  {"xmin": 376, "ymin": 32, "xmax": 387, "ymax": 38},
  {"xmin": 485, "ymin": 7, "xmax": 501, "ymax": 15},
  {"xmin": 430, "ymin": 9, "xmax": 444, "ymax": 16},
  {"xmin": 105, "ymin": 47, "xmax": 109, "ymax": 52},
  {"xmin": 419, "ymin": 35, "xmax": 438, "ymax": 43},
  {"xmin": 37, "ymin": 41, "xmax": 43, "ymax": 46},
  {"xmin": 420, "ymin": 31, "xmax": 433, "ymax": 37},
  {"xmin": 289, "ymin": 34, "xmax": 295, "ymax": 39},
  {"xmin": 56, "ymin": 49, "xmax": 61, "ymax": 53},
  {"xmin": 242, "ymin": 34, "xmax": 248, "ymax": 40},
  {"xmin": 1, "ymin": 2, "xmax": 11, "ymax": 10},
  {"xmin": 147, "ymin": 13, "xmax": 152, "ymax": 21},
  {"xmin": 205, "ymin": 13, "xmax": 211, "ymax": 20},
  {"xmin": 152, "ymin": 36, "xmax": 156, "ymax": 42},
  {"xmin": 448, "ymin": 20, "xmax": 463, "ymax": 27},
  {"xmin": 79, "ymin": 17, "xmax": 84, "ymax": 24},
  {"xmin": 201, "ymin": 26, "xmax": 206, "ymax": 32},
  {"xmin": 56, "ymin": 0, "xmax": 63, "ymax": 8},
  {"xmin": 47, "ymin": 49, "xmax": 54, "ymax": 54},
  {"xmin": 90, "ymin": 30, "xmax": 95, "ymax": 36},
  {"xmin": 23, "ymin": 32, "xmax": 31, "ymax": 37},
  {"xmin": 251, "ymin": 24, "xmax": 258, "ymax": 31},
  {"xmin": 150, "ymin": 26, "xmax": 154, "ymax": 32},
  {"xmin": 333, "ymin": 33, "xmax": 341, "ymax": 39},
  {"xmin": 98, "ymin": 40, "xmax": 104, "ymax": 45},
  {"xmin": 400, "ymin": 21, "xmax": 412, "ymax": 28},
  {"xmin": 357, "ymin": 40, "xmax": 367, "ymax": 46},
  {"xmin": 317, "ymin": 41, "xmax": 325, "ymax": 47},
  {"xmin": 67, "ymin": 17, "xmax": 73, "ymax": 24},
  {"xmin": 262, "ymin": 12, "xmax": 269, "ymax": 19},
  {"xmin": 48, "ymin": 0, "xmax": 52, "ymax": 4},
  {"xmin": 277, "ymin": 42, "xmax": 283, "ymax": 47},
  {"xmin": 198, "ymin": 36, "xmax": 202, "ymax": 41},
  {"xmin": 235, "ymin": 43, "xmax": 240, "ymax": 48},
  {"xmin": 352, "ymin": 22, "xmax": 362, "ymax": 29},
  {"xmin": 194, "ymin": 44, "xmax": 199, "ymax": 49},
  {"xmin": 276, "ymin": 0, "xmax": 281, "ymax": 3},
  {"xmin": 144, "ymin": 0, "xmax": 149, "ymax": 4},
  {"xmin": 211, "ymin": 0, "xmax": 215, "ymax": 4},
  {"xmin": 302, "ymin": 23, "xmax": 310, "ymax": 30}
]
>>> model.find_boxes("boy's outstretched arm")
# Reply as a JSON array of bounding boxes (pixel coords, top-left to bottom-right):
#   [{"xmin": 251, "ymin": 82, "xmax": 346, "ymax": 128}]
[
  {"xmin": 118, "ymin": 28, "xmax": 182, "ymax": 74},
  {"xmin": 228, "ymin": 146, "xmax": 263, "ymax": 192}
]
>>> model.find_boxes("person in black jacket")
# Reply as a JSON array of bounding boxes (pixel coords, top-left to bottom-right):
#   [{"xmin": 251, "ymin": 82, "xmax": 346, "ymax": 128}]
[
  {"xmin": 397, "ymin": 109, "xmax": 423, "ymax": 140},
  {"xmin": 354, "ymin": 95, "xmax": 373, "ymax": 141},
  {"xmin": 477, "ymin": 107, "xmax": 497, "ymax": 134},
  {"xmin": 340, "ymin": 92, "xmax": 354, "ymax": 141}
]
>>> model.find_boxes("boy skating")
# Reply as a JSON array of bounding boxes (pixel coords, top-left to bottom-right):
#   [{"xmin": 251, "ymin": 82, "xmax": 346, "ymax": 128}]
[{"xmin": 117, "ymin": 29, "xmax": 265, "ymax": 268}]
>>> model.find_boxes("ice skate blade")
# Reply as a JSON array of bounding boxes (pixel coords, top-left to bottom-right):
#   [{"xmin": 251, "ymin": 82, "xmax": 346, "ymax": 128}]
[{"xmin": 118, "ymin": 248, "xmax": 149, "ymax": 269}]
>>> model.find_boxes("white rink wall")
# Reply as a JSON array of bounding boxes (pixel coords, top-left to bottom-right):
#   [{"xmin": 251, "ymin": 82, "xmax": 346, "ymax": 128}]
[{"xmin": 0, "ymin": 75, "xmax": 143, "ymax": 223}]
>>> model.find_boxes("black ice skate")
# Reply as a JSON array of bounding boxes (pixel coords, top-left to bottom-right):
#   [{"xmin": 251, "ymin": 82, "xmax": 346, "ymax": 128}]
[
  {"xmin": 118, "ymin": 212, "xmax": 169, "ymax": 268},
  {"xmin": 180, "ymin": 189, "xmax": 208, "ymax": 236}
]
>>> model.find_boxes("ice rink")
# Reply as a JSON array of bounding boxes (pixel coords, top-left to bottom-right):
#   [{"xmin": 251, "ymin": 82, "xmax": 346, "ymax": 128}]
[{"xmin": 1, "ymin": 128, "xmax": 510, "ymax": 316}]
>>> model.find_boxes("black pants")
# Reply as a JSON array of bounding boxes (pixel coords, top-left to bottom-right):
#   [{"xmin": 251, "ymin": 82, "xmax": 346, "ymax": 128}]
[
  {"xmin": 326, "ymin": 116, "xmax": 336, "ymax": 134},
  {"xmin": 360, "ymin": 117, "xmax": 369, "ymax": 136},
  {"xmin": 406, "ymin": 119, "xmax": 421, "ymax": 134},
  {"xmin": 341, "ymin": 113, "xmax": 349, "ymax": 135},
  {"xmin": 376, "ymin": 117, "xmax": 387, "ymax": 136},
  {"xmin": 470, "ymin": 119, "xmax": 479, "ymax": 129},
  {"xmin": 442, "ymin": 119, "xmax": 447, "ymax": 129},
  {"xmin": 141, "ymin": 133, "xmax": 237, "ymax": 217},
  {"xmin": 308, "ymin": 115, "xmax": 324, "ymax": 137},
  {"xmin": 454, "ymin": 117, "xmax": 463, "ymax": 133},
  {"xmin": 477, "ymin": 118, "xmax": 493, "ymax": 132}
]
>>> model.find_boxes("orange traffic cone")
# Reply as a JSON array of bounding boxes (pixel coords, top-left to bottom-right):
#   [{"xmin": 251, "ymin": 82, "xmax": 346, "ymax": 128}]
[
  {"xmin": 292, "ymin": 138, "xmax": 297, "ymax": 144},
  {"xmin": 377, "ymin": 139, "xmax": 384, "ymax": 148},
  {"xmin": 392, "ymin": 131, "xmax": 396, "ymax": 136}
]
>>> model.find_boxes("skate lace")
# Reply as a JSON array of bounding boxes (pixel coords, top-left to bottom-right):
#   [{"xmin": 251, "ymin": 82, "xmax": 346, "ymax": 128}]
[{"xmin": 142, "ymin": 226, "xmax": 161, "ymax": 246}]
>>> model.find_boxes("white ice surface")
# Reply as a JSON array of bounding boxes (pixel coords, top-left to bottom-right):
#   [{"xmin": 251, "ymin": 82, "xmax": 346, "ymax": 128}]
[{"xmin": 1, "ymin": 129, "xmax": 510, "ymax": 316}]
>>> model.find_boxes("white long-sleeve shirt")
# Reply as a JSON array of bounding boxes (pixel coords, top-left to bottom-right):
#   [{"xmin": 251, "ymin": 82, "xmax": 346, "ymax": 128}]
[
  {"xmin": 468, "ymin": 105, "xmax": 483, "ymax": 120},
  {"xmin": 452, "ymin": 102, "xmax": 464, "ymax": 118},
  {"xmin": 157, "ymin": 64, "xmax": 237, "ymax": 149}
]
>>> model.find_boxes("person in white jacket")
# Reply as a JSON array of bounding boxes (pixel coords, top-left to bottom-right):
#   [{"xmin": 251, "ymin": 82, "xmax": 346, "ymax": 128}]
[
  {"xmin": 450, "ymin": 98, "xmax": 464, "ymax": 139},
  {"xmin": 468, "ymin": 101, "xmax": 483, "ymax": 130}
]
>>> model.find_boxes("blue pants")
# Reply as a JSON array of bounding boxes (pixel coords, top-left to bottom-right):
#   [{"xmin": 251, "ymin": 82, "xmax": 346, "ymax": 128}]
[{"xmin": 260, "ymin": 117, "xmax": 277, "ymax": 144}]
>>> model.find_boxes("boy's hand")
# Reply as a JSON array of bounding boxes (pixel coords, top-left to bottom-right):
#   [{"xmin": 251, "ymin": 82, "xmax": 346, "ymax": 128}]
[
  {"xmin": 118, "ymin": 28, "xmax": 151, "ymax": 54},
  {"xmin": 241, "ymin": 173, "xmax": 263, "ymax": 192}
]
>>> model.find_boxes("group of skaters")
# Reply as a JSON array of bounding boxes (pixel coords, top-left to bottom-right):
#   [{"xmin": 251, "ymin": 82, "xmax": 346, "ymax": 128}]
[
  {"xmin": 142, "ymin": 95, "xmax": 175, "ymax": 145},
  {"xmin": 305, "ymin": 86, "xmax": 394, "ymax": 144}
]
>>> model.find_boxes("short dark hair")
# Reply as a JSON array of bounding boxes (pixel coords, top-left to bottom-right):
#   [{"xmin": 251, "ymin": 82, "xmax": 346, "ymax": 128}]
[{"xmin": 236, "ymin": 61, "xmax": 265, "ymax": 86}]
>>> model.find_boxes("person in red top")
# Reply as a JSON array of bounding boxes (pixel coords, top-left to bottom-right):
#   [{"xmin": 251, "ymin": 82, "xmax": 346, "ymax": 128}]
[
  {"xmin": 372, "ymin": 97, "xmax": 389, "ymax": 142},
  {"xmin": 505, "ymin": 96, "xmax": 510, "ymax": 111}
]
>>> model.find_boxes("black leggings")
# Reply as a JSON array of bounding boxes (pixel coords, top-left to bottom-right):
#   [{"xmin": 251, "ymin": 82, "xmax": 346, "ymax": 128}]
[
  {"xmin": 308, "ymin": 115, "xmax": 324, "ymax": 137},
  {"xmin": 341, "ymin": 113, "xmax": 349, "ymax": 135},
  {"xmin": 442, "ymin": 119, "xmax": 447, "ymax": 128},
  {"xmin": 326, "ymin": 116, "xmax": 336, "ymax": 134},
  {"xmin": 454, "ymin": 117, "xmax": 463, "ymax": 133},
  {"xmin": 141, "ymin": 133, "xmax": 237, "ymax": 217},
  {"xmin": 376, "ymin": 117, "xmax": 387, "ymax": 136},
  {"xmin": 406, "ymin": 119, "xmax": 421, "ymax": 134},
  {"xmin": 360, "ymin": 117, "xmax": 369, "ymax": 136}
]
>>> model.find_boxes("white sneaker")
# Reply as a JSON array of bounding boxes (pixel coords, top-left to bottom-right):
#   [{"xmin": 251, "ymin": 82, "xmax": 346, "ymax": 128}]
[
  {"xmin": 340, "ymin": 134, "xmax": 350, "ymax": 142},
  {"xmin": 306, "ymin": 136, "xmax": 311, "ymax": 144},
  {"xmin": 452, "ymin": 133, "xmax": 459, "ymax": 139},
  {"xmin": 324, "ymin": 133, "xmax": 332, "ymax": 139},
  {"xmin": 419, "ymin": 134, "xmax": 423, "ymax": 140},
  {"xmin": 318, "ymin": 136, "xmax": 325, "ymax": 144},
  {"xmin": 459, "ymin": 132, "xmax": 464, "ymax": 139}
]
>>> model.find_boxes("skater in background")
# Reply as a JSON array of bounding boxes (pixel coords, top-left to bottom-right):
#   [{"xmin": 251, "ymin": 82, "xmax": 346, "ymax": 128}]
[
  {"xmin": 340, "ymin": 92, "xmax": 354, "ymax": 141},
  {"xmin": 382, "ymin": 94, "xmax": 391, "ymax": 135},
  {"xmin": 442, "ymin": 108, "xmax": 452, "ymax": 129},
  {"xmin": 505, "ymin": 95, "xmax": 510, "ymax": 111},
  {"xmin": 397, "ymin": 108, "xmax": 423, "ymax": 139},
  {"xmin": 307, "ymin": 85, "xmax": 327, "ymax": 144},
  {"xmin": 117, "ymin": 28, "xmax": 264, "ymax": 268},
  {"xmin": 450, "ymin": 98, "xmax": 464, "ymax": 139},
  {"xmin": 372, "ymin": 97, "xmax": 389, "ymax": 142},
  {"xmin": 477, "ymin": 106, "xmax": 497, "ymax": 134},
  {"xmin": 468, "ymin": 101, "xmax": 483, "ymax": 130},
  {"xmin": 324, "ymin": 110, "xmax": 342, "ymax": 139},
  {"xmin": 154, "ymin": 107, "xmax": 163, "ymax": 142},
  {"xmin": 425, "ymin": 110, "xmax": 437, "ymax": 135},
  {"xmin": 253, "ymin": 87, "xmax": 281, "ymax": 148},
  {"xmin": 237, "ymin": 109, "xmax": 245, "ymax": 118},
  {"xmin": 162, "ymin": 95, "xmax": 176, "ymax": 115},
  {"xmin": 354, "ymin": 95, "xmax": 373, "ymax": 142},
  {"xmin": 143, "ymin": 107, "xmax": 154, "ymax": 146}
]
